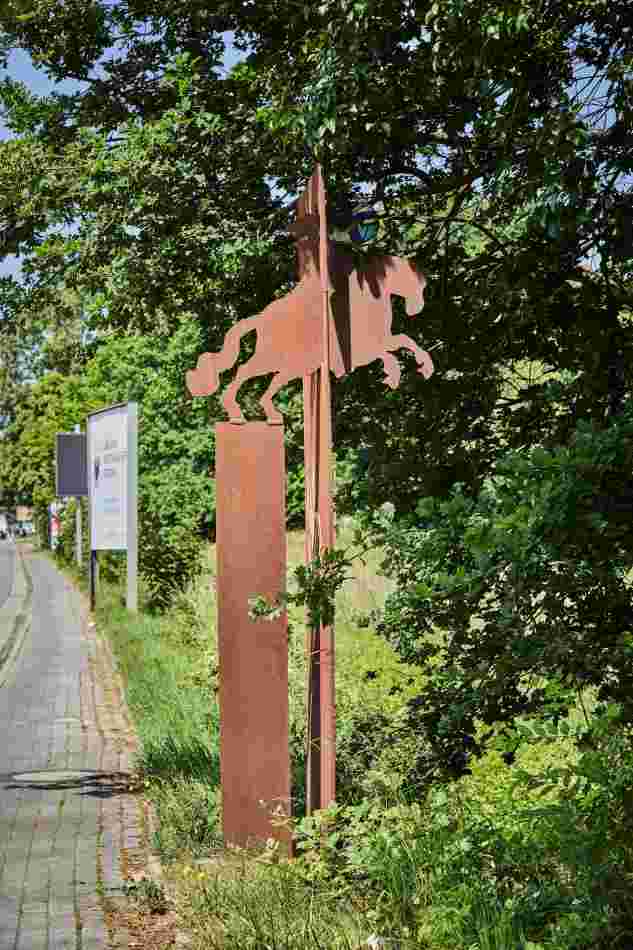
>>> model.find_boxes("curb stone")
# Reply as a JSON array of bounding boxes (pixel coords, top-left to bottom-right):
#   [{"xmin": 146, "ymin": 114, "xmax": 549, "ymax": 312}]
[
  {"xmin": 92, "ymin": 607, "xmax": 203, "ymax": 949},
  {"xmin": 86, "ymin": 610, "xmax": 180, "ymax": 947}
]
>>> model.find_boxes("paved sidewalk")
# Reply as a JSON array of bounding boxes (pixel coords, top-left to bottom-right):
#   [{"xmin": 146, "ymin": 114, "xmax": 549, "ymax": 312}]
[{"xmin": 0, "ymin": 549, "xmax": 164, "ymax": 949}]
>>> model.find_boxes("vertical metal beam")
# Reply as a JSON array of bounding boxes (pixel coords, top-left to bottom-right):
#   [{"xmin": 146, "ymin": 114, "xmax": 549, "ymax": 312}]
[
  {"xmin": 215, "ymin": 422, "xmax": 291, "ymax": 849},
  {"xmin": 303, "ymin": 372, "xmax": 321, "ymax": 814},
  {"xmin": 74, "ymin": 424, "xmax": 82, "ymax": 569},
  {"xmin": 126, "ymin": 402, "xmax": 138, "ymax": 612},
  {"xmin": 90, "ymin": 550, "xmax": 97, "ymax": 612},
  {"xmin": 316, "ymin": 165, "xmax": 337, "ymax": 809}
]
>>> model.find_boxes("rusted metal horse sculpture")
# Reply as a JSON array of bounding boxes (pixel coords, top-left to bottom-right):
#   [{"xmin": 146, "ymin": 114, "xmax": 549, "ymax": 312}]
[{"xmin": 187, "ymin": 241, "xmax": 433, "ymax": 424}]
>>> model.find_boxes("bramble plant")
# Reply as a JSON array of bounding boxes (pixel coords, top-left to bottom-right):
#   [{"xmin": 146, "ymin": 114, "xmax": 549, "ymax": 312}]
[
  {"xmin": 248, "ymin": 510, "xmax": 395, "ymax": 629},
  {"xmin": 249, "ymin": 546, "xmax": 354, "ymax": 630}
]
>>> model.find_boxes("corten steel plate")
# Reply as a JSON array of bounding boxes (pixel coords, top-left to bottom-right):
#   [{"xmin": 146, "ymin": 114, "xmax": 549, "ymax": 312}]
[{"xmin": 215, "ymin": 422, "xmax": 291, "ymax": 849}]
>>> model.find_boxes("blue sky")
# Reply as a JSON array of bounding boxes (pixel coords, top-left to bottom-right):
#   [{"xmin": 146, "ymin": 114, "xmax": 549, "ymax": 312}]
[
  {"xmin": 0, "ymin": 35, "xmax": 243, "ymax": 279},
  {"xmin": 0, "ymin": 49, "xmax": 86, "ymax": 278}
]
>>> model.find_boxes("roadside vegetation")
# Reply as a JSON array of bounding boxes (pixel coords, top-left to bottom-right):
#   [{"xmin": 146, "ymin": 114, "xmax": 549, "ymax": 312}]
[
  {"xmin": 50, "ymin": 518, "xmax": 633, "ymax": 950},
  {"xmin": 2, "ymin": 1, "xmax": 633, "ymax": 947}
]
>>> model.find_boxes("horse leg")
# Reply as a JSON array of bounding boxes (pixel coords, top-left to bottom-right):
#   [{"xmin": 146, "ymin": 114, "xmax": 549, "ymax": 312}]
[
  {"xmin": 387, "ymin": 334, "xmax": 434, "ymax": 379},
  {"xmin": 221, "ymin": 362, "xmax": 255, "ymax": 422},
  {"xmin": 381, "ymin": 352, "xmax": 401, "ymax": 390},
  {"xmin": 260, "ymin": 372, "xmax": 292, "ymax": 425}
]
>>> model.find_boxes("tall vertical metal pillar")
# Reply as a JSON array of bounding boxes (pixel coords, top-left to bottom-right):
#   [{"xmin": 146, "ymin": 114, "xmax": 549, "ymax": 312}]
[
  {"xmin": 215, "ymin": 422, "xmax": 291, "ymax": 848},
  {"xmin": 316, "ymin": 165, "xmax": 336, "ymax": 809},
  {"xmin": 303, "ymin": 371, "xmax": 321, "ymax": 814},
  {"xmin": 126, "ymin": 402, "xmax": 138, "ymax": 612},
  {"xmin": 74, "ymin": 424, "xmax": 83, "ymax": 569}
]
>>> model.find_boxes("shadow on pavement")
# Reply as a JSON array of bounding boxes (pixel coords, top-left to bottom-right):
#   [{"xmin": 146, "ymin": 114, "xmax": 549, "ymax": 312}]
[{"xmin": 2, "ymin": 769, "xmax": 141, "ymax": 797}]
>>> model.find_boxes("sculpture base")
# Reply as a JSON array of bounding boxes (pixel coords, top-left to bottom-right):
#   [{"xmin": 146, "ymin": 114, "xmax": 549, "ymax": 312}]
[{"xmin": 215, "ymin": 422, "xmax": 291, "ymax": 850}]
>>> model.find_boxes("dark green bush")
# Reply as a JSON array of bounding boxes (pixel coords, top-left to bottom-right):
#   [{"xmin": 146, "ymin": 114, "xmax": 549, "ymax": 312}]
[
  {"xmin": 369, "ymin": 404, "xmax": 633, "ymax": 779},
  {"xmin": 139, "ymin": 506, "xmax": 204, "ymax": 610}
]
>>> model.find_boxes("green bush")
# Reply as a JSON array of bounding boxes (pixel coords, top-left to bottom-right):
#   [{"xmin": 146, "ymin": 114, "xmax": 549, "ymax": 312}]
[
  {"xmin": 368, "ymin": 405, "xmax": 633, "ymax": 780},
  {"xmin": 288, "ymin": 726, "xmax": 633, "ymax": 950},
  {"xmin": 138, "ymin": 506, "xmax": 204, "ymax": 610},
  {"xmin": 286, "ymin": 464, "xmax": 305, "ymax": 528}
]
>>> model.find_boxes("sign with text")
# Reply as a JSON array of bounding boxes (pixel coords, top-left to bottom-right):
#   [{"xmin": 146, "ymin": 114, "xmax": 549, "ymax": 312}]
[
  {"xmin": 87, "ymin": 402, "xmax": 138, "ymax": 611},
  {"xmin": 88, "ymin": 404, "xmax": 129, "ymax": 550}
]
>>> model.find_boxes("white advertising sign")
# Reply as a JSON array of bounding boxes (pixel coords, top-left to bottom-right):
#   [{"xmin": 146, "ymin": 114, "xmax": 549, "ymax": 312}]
[
  {"xmin": 88, "ymin": 404, "xmax": 130, "ymax": 551},
  {"xmin": 87, "ymin": 402, "xmax": 138, "ymax": 611}
]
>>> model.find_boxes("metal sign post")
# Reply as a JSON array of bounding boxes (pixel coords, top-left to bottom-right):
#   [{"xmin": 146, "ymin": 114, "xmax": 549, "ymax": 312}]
[
  {"xmin": 74, "ymin": 424, "xmax": 83, "ymax": 568},
  {"xmin": 55, "ymin": 427, "xmax": 88, "ymax": 568},
  {"xmin": 126, "ymin": 403, "xmax": 138, "ymax": 612}
]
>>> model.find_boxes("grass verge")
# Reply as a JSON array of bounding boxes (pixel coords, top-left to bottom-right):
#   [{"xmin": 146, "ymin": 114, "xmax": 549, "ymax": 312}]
[{"xmin": 90, "ymin": 526, "xmax": 615, "ymax": 950}]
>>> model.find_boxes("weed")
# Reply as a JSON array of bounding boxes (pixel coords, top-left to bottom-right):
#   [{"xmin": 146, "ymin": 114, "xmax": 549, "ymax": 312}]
[{"xmin": 123, "ymin": 876, "xmax": 170, "ymax": 915}]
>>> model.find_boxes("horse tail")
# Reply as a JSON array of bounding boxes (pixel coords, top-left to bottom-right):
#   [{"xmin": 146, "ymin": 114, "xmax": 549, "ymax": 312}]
[{"xmin": 186, "ymin": 315, "xmax": 260, "ymax": 397}]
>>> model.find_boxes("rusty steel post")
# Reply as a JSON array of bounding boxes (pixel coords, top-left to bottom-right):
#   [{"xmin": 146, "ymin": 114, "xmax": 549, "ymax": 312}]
[
  {"xmin": 303, "ymin": 371, "xmax": 321, "ymax": 814},
  {"xmin": 215, "ymin": 422, "xmax": 291, "ymax": 849},
  {"xmin": 316, "ymin": 165, "xmax": 337, "ymax": 809}
]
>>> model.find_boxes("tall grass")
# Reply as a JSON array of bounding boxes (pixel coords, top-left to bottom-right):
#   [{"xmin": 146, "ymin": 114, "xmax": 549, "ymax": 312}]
[
  {"xmin": 95, "ymin": 526, "xmax": 605, "ymax": 949},
  {"xmin": 176, "ymin": 856, "xmax": 371, "ymax": 950},
  {"xmin": 95, "ymin": 557, "xmax": 223, "ymax": 858},
  {"xmin": 95, "ymin": 527, "xmax": 432, "ymax": 945}
]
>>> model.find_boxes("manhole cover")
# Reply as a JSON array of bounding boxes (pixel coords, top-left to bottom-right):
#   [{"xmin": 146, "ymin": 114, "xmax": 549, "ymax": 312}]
[{"xmin": 11, "ymin": 769, "xmax": 95, "ymax": 783}]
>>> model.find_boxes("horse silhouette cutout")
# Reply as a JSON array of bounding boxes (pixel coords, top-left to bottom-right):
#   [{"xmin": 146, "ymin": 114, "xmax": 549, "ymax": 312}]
[{"xmin": 186, "ymin": 240, "xmax": 434, "ymax": 424}]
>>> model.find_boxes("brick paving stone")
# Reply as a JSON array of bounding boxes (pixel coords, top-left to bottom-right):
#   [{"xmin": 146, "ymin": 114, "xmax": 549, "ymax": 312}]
[{"xmin": 0, "ymin": 550, "xmax": 165, "ymax": 949}]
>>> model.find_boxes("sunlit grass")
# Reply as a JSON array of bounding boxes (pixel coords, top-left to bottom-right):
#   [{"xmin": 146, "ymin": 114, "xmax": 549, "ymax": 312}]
[{"xmin": 94, "ymin": 525, "xmax": 598, "ymax": 949}]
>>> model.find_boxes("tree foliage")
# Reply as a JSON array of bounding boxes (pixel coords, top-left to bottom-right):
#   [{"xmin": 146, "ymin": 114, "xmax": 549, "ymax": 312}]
[
  {"xmin": 371, "ymin": 390, "xmax": 633, "ymax": 777},
  {"xmin": 0, "ymin": 3, "xmax": 631, "ymax": 620}
]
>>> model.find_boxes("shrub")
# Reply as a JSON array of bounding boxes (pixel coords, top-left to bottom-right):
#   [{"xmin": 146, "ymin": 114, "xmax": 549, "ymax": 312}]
[{"xmin": 138, "ymin": 506, "xmax": 204, "ymax": 610}]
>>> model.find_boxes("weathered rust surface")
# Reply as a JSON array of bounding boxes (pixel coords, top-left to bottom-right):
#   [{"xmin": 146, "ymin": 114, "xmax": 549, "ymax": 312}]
[
  {"xmin": 303, "ymin": 370, "xmax": 322, "ymax": 815},
  {"xmin": 186, "ymin": 240, "xmax": 433, "ymax": 423},
  {"xmin": 186, "ymin": 165, "xmax": 436, "ymax": 820},
  {"xmin": 315, "ymin": 166, "xmax": 337, "ymax": 809},
  {"xmin": 215, "ymin": 422, "xmax": 291, "ymax": 848}
]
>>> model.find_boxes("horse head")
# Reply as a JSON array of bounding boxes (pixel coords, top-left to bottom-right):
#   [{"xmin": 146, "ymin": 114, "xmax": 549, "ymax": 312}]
[
  {"xmin": 390, "ymin": 259, "xmax": 427, "ymax": 317},
  {"xmin": 356, "ymin": 255, "xmax": 426, "ymax": 318}
]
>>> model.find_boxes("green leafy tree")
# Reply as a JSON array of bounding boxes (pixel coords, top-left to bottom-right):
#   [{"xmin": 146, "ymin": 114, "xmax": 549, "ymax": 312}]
[
  {"xmin": 0, "ymin": 370, "xmax": 84, "ymax": 521},
  {"xmin": 81, "ymin": 320, "xmax": 215, "ymax": 604},
  {"xmin": 371, "ymin": 389, "xmax": 633, "ymax": 779},
  {"xmin": 1, "ymin": 0, "xmax": 631, "ymax": 583}
]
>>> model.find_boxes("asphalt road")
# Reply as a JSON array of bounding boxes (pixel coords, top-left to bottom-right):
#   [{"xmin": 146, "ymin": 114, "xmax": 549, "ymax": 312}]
[{"xmin": 0, "ymin": 540, "xmax": 15, "ymax": 609}]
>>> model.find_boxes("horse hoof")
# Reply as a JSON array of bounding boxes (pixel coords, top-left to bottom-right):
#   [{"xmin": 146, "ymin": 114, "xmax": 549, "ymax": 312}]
[
  {"xmin": 265, "ymin": 412, "xmax": 284, "ymax": 426},
  {"xmin": 225, "ymin": 407, "xmax": 246, "ymax": 424}
]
